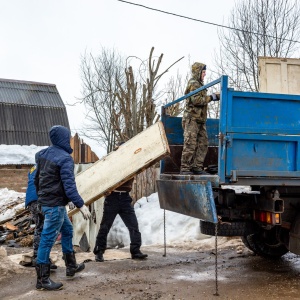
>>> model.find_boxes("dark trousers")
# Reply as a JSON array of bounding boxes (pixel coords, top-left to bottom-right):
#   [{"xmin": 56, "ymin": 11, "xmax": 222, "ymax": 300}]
[
  {"xmin": 94, "ymin": 192, "xmax": 142, "ymax": 255},
  {"xmin": 27, "ymin": 201, "xmax": 44, "ymax": 257}
]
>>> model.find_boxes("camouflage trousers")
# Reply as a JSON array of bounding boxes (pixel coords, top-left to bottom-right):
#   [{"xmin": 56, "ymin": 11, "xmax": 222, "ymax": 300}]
[
  {"xmin": 180, "ymin": 117, "xmax": 208, "ymax": 172},
  {"xmin": 27, "ymin": 201, "xmax": 44, "ymax": 257}
]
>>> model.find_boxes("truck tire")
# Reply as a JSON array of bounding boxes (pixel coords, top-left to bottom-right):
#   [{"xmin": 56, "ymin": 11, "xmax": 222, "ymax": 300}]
[
  {"xmin": 200, "ymin": 220, "xmax": 252, "ymax": 236},
  {"xmin": 241, "ymin": 235, "xmax": 256, "ymax": 252},
  {"xmin": 246, "ymin": 230, "xmax": 289, "ymax": 259}
]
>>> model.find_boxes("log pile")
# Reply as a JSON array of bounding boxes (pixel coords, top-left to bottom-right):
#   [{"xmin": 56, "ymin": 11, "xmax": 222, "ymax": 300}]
[{"xmin": 0, "ymin": 205, "xmax": 33, "ymax": 248}]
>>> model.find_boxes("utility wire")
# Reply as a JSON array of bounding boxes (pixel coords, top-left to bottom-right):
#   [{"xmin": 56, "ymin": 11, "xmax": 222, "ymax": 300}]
[{"xmin": 117, "ymin": 0, "xmax": 300, "ymax": 44}]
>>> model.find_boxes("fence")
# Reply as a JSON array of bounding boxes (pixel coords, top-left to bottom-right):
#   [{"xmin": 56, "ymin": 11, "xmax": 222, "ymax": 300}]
[
  {"xmin": 131, "ymin": 165, "xmax": 160, "ymax": 202},
  {"xmin": 70, "ymin": 133, "xmax": 99, "ymax": 164}
]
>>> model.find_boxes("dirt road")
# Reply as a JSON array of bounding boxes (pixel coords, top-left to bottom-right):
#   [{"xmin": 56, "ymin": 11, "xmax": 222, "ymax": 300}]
[{"xmin": 1, "ymin": 241, "xmax": 300, "ymax": 300}]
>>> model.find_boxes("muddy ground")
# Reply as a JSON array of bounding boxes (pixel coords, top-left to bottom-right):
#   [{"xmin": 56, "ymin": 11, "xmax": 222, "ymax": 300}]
[{"xmin": 1, "ymin": 240, "xmax": 300, "ymax": 300}]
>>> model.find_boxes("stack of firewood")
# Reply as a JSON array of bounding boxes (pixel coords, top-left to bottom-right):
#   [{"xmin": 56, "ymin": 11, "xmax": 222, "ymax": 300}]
[{"xmin": 0, "ymin": 207, "xmax": 34, "ymax": 248}]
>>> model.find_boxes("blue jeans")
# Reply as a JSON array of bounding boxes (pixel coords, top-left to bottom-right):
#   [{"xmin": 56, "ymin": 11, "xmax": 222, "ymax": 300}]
[{"xmin": 37, "ymin": 206, "xmax": 73, "ymax": 264}]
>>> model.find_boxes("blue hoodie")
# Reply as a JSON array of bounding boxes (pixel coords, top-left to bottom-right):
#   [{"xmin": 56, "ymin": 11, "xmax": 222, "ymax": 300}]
[
  {"xmin": 25, "ymin": 165, "xmax": 38, "ymax": 207},
  {"xmin": 34, "ymin": 125, "xmax": 84, "ymax": 208}
]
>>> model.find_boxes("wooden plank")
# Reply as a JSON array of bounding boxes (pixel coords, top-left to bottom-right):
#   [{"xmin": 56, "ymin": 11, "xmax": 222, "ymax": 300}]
[
  {"xmin": 71, "ymin": 133, "xmax": 81, "ymax": 164},
  {"xmin": 87, "ymin": 145, "xmax": 92, "ymax": 163},
  {"xmin": 68, "ymin": 121, "xmax": 170, "ymax": 216}
]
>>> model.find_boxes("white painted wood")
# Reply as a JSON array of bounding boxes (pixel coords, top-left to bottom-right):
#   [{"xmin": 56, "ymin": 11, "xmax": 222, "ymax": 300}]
[
  {"xmin": 259, "ymin": 57, "xmax": 300, "ymax": 94},
  {"xmin": 69, "ymin": 121, "xmax": 170, "ymax": 216}
]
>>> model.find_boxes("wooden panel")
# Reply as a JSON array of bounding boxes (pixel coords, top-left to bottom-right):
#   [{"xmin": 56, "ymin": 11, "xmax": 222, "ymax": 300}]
[
  {"xmin": 69, "ymin": 121, "xmax": 170, "ymax": 216},
  {"xmin": 259, "ymin": 57, "xmax": 300, "ymax": 94},
  {"xmin": 71, "ymin": 133, "xmax": 81, "ymax": 164}
]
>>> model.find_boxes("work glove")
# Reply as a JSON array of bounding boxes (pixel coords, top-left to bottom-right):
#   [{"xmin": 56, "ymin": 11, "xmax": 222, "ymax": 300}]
[
  {"xmin": 68, "ymin": 202, "xmax": 75, "ymax": 210},
  {"xmin": 80, "ymin": 205, "xmax": 91, "ymax": 220},
  {"xmin": 211, "ymin": 93, "xmax": 220, "ymax": 101}
]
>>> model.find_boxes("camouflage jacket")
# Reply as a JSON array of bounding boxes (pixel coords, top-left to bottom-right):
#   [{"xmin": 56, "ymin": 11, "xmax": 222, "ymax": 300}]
[{"xmin": 183, "ymin": 62, "xmax": 211, "ymax": 123}]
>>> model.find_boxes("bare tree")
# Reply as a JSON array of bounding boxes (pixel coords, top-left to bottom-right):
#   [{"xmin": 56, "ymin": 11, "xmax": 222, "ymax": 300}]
[
  {"xmin": 113, "ymin": 47, "xmax": 184, "ymax": 141},
  {"xmin": 79, "ymin": 47, "xmax": 183, "ymax": 153},
  {"xmin": 214, "ymin": 0, "xmax": 300, "ymax": 91},
  {"xmin": 161, "ymin": 70, "xmax": 188, "ymax": 117},
  {"xmin": 79, "ymin": 47, "xmax": 125, "ymax": 153}
]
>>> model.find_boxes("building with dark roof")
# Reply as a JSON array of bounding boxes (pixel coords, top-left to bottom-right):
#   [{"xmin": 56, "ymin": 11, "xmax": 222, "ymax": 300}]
[
  {"xmin": 0, "ymin": 78, "xmax": 70, "ymax": 146},
  {"xmin": 0, "ymin": 78, "xmax": 100, "ymax": 192}
]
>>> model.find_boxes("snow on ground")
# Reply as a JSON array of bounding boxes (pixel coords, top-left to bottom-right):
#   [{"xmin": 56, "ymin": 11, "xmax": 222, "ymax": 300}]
[
  {"xmin": 0, "ymin": 188, "xmax": 25, "ymax": 223},
  {"xmin": 107, "ymin": 192, "xmax": 207, "ymax": 249}
]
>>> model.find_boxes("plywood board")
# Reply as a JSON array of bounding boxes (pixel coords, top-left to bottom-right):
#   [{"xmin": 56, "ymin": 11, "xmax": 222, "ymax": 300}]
[
  {"xmin": 259, "ymin": 57, "xmax": 300, "ymax": 94},
  {"xmin": 68, "ymin": 121, "xmax": 170, "ymax": 216}
]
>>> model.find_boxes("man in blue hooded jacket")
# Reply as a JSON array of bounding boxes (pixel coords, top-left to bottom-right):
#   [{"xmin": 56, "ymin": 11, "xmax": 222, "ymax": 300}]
[{"xmin": 34, "ymin": 125, "xmax": 91, "ymax": 291}]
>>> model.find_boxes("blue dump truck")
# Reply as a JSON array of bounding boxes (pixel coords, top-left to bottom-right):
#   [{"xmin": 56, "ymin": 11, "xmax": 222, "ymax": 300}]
[{"xmin": 157, "ymin": 75, "xmax": 300, "ymax": 258}]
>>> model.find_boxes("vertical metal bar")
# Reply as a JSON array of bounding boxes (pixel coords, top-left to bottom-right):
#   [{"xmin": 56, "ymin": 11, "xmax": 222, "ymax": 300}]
[
  {"xmin": 219, "ymin": 75, "xmax": 229, "ymax": 183},
  {"xmin": 213, "ymin": 223, "xmax": 219, "ymax": 296},
  {"xmin": 163, "ymin": 209, "xmax": 167, "ymax": 257}
]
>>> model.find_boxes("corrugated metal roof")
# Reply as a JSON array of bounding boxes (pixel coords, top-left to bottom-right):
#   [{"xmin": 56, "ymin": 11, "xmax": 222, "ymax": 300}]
[
  {"xmin": 0, "ymin": 78, "xmax": 70, "ymax": 146},
  {"xmin": 0, "ymin": 78, "xmax": 65, "ymax": 107}
]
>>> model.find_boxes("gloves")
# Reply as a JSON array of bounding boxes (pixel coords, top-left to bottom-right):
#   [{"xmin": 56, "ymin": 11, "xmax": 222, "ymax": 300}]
[
  {"xmin": 68, "ymin": 202, "xmax": 75, "ymax": 210},
  {"xmin": 211, "ymin": 93, "xmax": 220, "ymax": 101},
  {"xmin": 80, "ymin": 205, "xmax": 91, "ymax": 220}
]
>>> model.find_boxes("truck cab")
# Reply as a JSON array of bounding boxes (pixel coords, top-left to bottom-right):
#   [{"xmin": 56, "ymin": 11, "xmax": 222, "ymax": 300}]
[{"xmin": 157, "ymin": 75, "xmax": 300, "ymax": 258}]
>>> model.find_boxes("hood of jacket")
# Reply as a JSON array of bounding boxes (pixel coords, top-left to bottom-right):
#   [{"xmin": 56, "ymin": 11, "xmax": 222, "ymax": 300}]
[
  {"xmin": 49, "ymin": 125, "xmax": 73, "ymax": 154},
  {"xmin": 191, "ymin": 62, "xmax": 206, "ymax": 83}
]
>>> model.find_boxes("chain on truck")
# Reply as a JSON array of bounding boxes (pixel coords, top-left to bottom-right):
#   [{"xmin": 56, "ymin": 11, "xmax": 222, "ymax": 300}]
[{"xmin": 157, "ymin": 75, "xmax": 300, "ymax": 260}]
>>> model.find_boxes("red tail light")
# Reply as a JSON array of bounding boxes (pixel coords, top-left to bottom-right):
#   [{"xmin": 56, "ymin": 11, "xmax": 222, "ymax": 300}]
[{"xmin": 254, "ymin": 210, "xmax": 281, "ymax": 225}]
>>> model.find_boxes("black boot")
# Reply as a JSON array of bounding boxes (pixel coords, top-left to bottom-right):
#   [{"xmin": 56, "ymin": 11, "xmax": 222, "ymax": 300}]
[
  {"xmin": 64, "ymin": 252, "xmax": 85, "ymax": 277},
  {"xmin": 95, "ymin": 251, "xmax": 104, "ymax": 262},
  {"xmin": 33, "ymin": 257, "xmax": 57, "ymax": 270},
  {"xmin": 35, "ymin": 264, "xmax": 63, "ymax": 291},
  {"xmin": 32, "ymin": 256, "xmax": 37, "ymax": 268},
  {"xmin": 131, "ymin": 251, "xmax": 148, "ymax": 260},
  {"xmin": 49, "ymin": 258, "xmax": 58, "ymax": 270},
  {"xmin": 192, "ymin": 168, "xmax": 210, "ymax": 175}
]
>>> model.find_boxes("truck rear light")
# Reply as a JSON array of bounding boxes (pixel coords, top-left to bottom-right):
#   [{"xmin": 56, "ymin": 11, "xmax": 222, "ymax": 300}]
[
  {"xmin": 266, "ymin": 212, "xmax": 272, "ymax": 224},
  {"xmin": 260, "ymin": 211, "xmax": 266, "ymax": 222},
  {"xmin": 275, "ymin": 213, "xmax": 280, "ymax": 224},
  {"xmin": 254, "ymin": 210, "xmax": 281, "ymax": 225}
]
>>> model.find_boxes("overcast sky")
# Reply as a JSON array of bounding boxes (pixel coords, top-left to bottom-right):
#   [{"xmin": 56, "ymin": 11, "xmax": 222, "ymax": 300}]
[{"xmin": 0, "ymin": 0, "xmax": 236, "ymax": 157}]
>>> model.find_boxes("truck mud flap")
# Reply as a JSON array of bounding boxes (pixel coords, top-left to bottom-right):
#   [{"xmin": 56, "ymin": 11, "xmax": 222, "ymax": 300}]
[{"xmin": 156, "ymin": 174, "xmax": 218, "ymax": 223}]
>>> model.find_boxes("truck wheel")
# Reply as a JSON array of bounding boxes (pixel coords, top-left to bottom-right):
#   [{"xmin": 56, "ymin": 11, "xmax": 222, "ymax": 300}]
[
  {"xmin": 200, "ymin": 220, "xmax": 252, "ymax": 236},
  {"xmin": 246, "ymin": 229, "xmax": 288, "ymax": 259},
  {"xmin": 241, "ymin": 235, "xmax": 256, "ymax": 252}
]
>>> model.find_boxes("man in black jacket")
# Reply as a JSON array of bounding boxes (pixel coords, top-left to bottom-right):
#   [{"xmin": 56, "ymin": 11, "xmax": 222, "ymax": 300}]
[
  {"xmin": 93, "ymin": 142, "xmax": 147, "ymax": 262},
  {"xmin": 34, "ymin": 125, "xmax": 91, "ymax": 291}
]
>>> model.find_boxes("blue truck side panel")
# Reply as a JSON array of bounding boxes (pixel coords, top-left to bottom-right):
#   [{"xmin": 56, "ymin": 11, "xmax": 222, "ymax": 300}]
[
  {"xmin": 219, "ymin": 79, "xmax": 300, "ymax": 185},
  {"xmin": 162, "ymin": 115, "xmax": 219, "ymax": 146}
]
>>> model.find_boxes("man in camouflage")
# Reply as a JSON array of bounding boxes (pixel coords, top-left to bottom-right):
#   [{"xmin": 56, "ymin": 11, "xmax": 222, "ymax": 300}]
[{"xmin": 180, "ymin": 62, "xmax": 220, "ymax": 175}]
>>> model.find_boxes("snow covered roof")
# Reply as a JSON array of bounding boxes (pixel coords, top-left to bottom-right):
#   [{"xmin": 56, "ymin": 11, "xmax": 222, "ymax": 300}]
[{"xmin": 0, "ymin": 145, "xmax": 47, "ymax": 165}]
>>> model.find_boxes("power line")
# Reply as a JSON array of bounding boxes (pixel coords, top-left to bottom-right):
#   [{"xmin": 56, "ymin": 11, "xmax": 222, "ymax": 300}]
[{"xmin": 117, "ymin": 0, "xmax": 300, "ymax": 44}]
